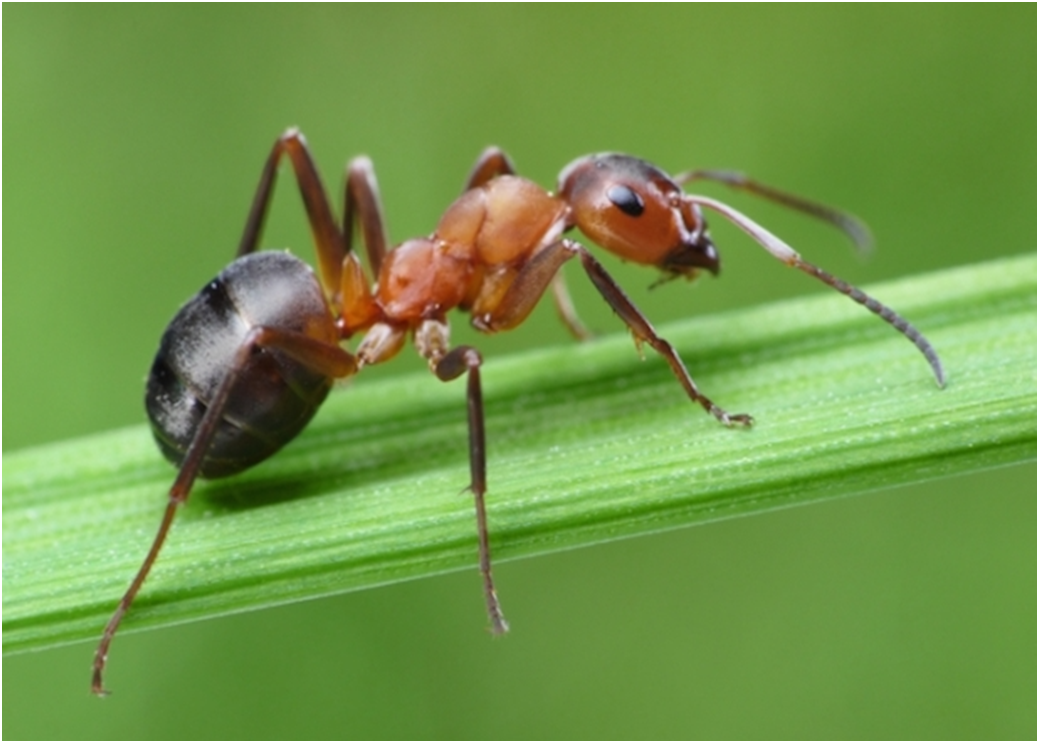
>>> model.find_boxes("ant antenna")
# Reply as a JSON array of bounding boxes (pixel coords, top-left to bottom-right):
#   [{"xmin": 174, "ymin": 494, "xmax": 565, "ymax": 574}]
[{"xmin": 688, "ymin": 194, "xmax": 945, "ymax": 388}]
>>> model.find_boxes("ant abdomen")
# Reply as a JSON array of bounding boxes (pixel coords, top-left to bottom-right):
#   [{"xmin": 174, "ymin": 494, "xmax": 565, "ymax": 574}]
[{"xmin": 145, "ymin": 251, "xmax": 336, "ymax": 478}]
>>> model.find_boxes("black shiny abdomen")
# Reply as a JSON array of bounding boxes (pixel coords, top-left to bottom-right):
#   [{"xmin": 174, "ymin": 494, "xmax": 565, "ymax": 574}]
[{"xmin": 146, "ymin": 251, "xmax": 337, "ymax": 478}]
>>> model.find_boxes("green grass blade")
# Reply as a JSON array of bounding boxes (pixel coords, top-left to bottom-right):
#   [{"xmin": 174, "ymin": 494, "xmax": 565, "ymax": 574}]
[{"xmin": 3, "ymin": 253, "xmax": 1035, "ymax": 656}]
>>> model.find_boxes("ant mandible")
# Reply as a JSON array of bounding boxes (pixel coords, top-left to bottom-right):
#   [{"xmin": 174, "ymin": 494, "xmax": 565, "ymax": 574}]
[{"xmin": 91, "ymin": 128, "xmax": 945, "ymax": 695}]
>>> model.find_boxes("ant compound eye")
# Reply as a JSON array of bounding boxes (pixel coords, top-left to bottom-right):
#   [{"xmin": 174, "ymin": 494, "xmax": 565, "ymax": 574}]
[{"xmin": 606, "ymin": 184, "xmax": 645, "ymax": 217}]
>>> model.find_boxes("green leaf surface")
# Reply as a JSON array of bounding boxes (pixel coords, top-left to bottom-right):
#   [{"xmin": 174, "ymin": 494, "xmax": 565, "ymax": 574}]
[{"xmin": 4, "ymin": 253, "xmax": 1035, "ymax": 656}]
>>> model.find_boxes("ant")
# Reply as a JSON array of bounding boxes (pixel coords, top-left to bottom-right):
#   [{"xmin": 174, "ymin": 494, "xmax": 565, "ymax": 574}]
[{"xmin": 91, "ymin": 128, "xmax": 945, "ymax": 695}]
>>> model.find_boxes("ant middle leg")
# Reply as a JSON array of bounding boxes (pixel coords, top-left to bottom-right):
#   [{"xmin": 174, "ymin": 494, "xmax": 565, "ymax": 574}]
[
  {"xmin": 239, "ymin": 130, "xmax": 395, "ymax": 301},
  {"xmin": 415, "ymin": 319, "xmax": 509, "ymax": 635},
  {"xmin": 342, "ymin": 156, "xmax": 390, "ymax": 278}
]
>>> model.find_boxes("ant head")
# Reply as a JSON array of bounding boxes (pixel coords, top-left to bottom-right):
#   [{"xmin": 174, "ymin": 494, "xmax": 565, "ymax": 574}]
[{"xmin": 558, "ymin": 154, "xmax": 719, "ymax": 278}]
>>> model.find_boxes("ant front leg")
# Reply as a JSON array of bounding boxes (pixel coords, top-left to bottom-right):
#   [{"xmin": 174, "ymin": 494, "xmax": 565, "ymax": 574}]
[
  {"xmin": 474, "ymin": 240, "xmax": 751, "ymax": 427},
  {"xmin": 416, "ymin": 320, "xmax": 509, "ymax": 635},
  {"xmin": 464, "ymin": 147, "xmax": 592, "ymax": 340},
  {"xmin": 238, "ymin": 128, "xmax": 345, "ymax": 294},
  {"xmin": 464, "ymin": 146, "xmax": 516, "ymax": 189},
  {"xmin": 574, "ymin": 243, "xmax": 753, "ymax": 426},
  {"xmin": 92, "ymin": 327, "xmax": 357, "ymax": 696},
  {"xmin": 549, "ymin": 271, "xmax": 594, "ymax": 341}
]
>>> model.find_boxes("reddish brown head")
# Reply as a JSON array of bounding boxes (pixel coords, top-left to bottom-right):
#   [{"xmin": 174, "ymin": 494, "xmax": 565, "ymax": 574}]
[{"xmin": 557, "ymin": 153, "xmax": 719, "ymax": 279}]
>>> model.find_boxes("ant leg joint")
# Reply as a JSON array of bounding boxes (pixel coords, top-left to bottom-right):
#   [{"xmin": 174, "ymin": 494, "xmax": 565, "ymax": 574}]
[{"xmin": 435, "ymin": 345, "xmax": 483, "ymax": 382}]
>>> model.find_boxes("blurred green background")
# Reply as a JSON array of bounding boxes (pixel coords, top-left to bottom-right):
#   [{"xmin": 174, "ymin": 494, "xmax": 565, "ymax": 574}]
[{"xmin": 4, "ymin": 5, "xmax": 1034, "ymax": 738}]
